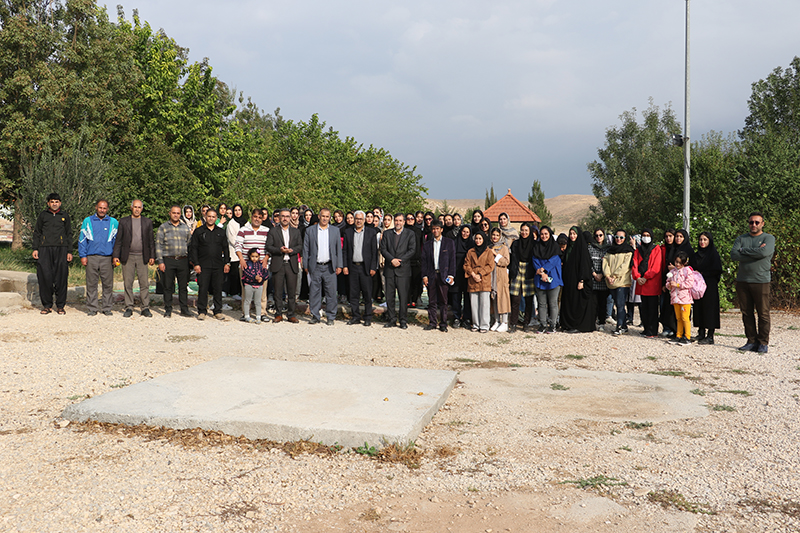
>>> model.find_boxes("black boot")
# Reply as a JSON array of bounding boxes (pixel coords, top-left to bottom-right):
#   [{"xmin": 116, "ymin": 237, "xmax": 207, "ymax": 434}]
[
  {"xmin": 697, "ymin": 328, "xmax": 706, "ymax": 341},
  {"xmin": 699, "ymin": 329, "xmax": 715, "ymax": 345}
]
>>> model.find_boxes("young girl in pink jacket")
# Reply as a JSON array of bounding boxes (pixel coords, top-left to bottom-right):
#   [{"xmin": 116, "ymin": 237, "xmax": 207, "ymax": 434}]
[{"xmin": 666, "ymin": 251, "xmax": 694, "ymax": 345}]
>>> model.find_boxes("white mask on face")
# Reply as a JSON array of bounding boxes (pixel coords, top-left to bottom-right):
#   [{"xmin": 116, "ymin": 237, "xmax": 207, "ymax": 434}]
[{"xmin": 642, "ymin": 236, "xmax": 652, "ymax": 244}]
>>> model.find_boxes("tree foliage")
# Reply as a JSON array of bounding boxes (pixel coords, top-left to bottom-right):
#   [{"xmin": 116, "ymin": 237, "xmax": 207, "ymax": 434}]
[
  {"xmin": 484, "ymin": 185, "xmax": 497, "ymax": 209},
  {"xmin": 0, "ymin": 0, "xmax": 428, "ymax": 247},
  {"xmin": 527, "ymin": 180, "xmax": 552, "ymax": 227}
]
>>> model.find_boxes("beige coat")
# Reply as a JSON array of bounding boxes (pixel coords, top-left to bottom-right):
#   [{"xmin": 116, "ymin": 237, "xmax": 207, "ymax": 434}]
[
  {"xmin": 602, "ymin": 251, "xmax": 633, "ymax": 289},
  {"xmin": 464, "ymin": 247, "xmax": 495, "ymax": 293},
  {"xmin": 491, "ymin": 244, "xmax": 511, "ymax": 314}
]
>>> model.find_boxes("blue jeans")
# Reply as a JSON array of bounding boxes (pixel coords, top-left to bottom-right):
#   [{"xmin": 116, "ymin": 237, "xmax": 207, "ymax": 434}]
[{"xmin": 610, "ymin": 287, "xmax": 630, "ymax": 329}]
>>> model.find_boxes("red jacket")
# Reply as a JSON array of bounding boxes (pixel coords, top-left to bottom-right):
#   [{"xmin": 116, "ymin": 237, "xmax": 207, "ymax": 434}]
[{"xmin": 632, "ymin": 245, "xmax": 663, "ymax": 296}]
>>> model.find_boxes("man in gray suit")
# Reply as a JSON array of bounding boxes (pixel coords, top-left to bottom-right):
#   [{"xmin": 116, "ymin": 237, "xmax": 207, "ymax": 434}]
[
  {"xmin": 380, "ymin": 213, "xmax": 416, "ymax": 329},
  {"xmin": 302, "ymin": 208, "xmax": 343, "ymax": 325}
]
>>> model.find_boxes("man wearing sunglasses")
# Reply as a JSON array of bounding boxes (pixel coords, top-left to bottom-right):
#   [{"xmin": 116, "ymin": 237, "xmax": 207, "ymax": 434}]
[{"xmin": 731, "ymin": 211, "xmax": 775, "ymax": 353}]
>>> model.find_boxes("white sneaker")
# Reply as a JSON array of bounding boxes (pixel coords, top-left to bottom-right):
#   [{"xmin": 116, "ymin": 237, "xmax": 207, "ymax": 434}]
[
  {"xmin": 497, "ymin": 323, "xmax": 508, "ymax": 333},
  {"xmin": 490, "ymin": 322, "xmax": 499, "ymax": 331},
  {"xmin": 221, "ymin": 303, "xmax": 232, "ymax": 311},
  {"xmin": 232, "ymin": 295, "xmax": 242, "ymax": 301},
  {"xmin": 221, "ymin": 291, "xmax": 227, "ymax": 297}
]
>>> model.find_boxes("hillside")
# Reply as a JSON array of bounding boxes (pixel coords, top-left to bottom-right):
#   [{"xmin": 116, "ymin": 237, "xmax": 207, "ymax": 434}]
[{"xmin": 425, "ymin": 194, "xmax": 597, "ymax": 232}]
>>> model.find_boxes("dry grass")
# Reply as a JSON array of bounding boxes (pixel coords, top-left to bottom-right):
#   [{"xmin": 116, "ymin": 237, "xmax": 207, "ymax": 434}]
[{"xmin": 647, "ymin": 489, "xmax": 715, "ymax": 515}]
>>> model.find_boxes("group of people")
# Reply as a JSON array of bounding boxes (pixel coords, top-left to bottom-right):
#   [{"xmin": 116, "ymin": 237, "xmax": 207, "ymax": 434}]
[{"xmin": 31, "ymin": 195, "xmax": 774, "ymax": 351}]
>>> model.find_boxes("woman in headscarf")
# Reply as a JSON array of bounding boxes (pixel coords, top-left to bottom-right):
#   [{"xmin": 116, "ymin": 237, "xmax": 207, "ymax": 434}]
[
  {"xmin": 464, "ymin": 231, "xmax": 495, "ymax": 333},
  {"xmin": 225, "ymin": 204, "xmax": 248, "ymax": 299},
  {"xmin": 298, "ymin": 208, "xmax": 317, "ymax": 302},
  {"xmin": 181, "ymin": 205, "xmax": 197, "ymax": 234},
  {"xmin": 631, "ymin": 228, "xmax": 664, "ymax": 338},
  {"xmin": 660, "ymin": 228, "xmax": 677, "ymax": 337},
  {"xmin": 588, "ymin": 228, "xmax": 609, "ymax": 328},
  {"xmin": 497, "ymin": 212, "xmax": 519, "ymax": 248},
  {"xmin": 470, "ymin": 210, "xmax": 484, "ymax": 235},
  {"xmin": 449, "ymin": 225, "xmax": 474, "ymax": 329},
  {"xmin": 489, "ymin": 227, "xmax": 511, "ymax": 332},
  {"xmin": 693, "ymin": 231, "xmax": 723, "ymax": 344},
  {"xmin": 532, "ymin": 225, "xmax": 563, "ymax": 333},
  {"xmin": 509, "ymin": 223, "xmax": 536, "ymax": 332},
  {"xmin": 603, "ymin": 228, "xmax": 635, "ymax": 335},
  {"xmin": 559, "ymin": 226, "xmax": 596, "ymax": 333}
]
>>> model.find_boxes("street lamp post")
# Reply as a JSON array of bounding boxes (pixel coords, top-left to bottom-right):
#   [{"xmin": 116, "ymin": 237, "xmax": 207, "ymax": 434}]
[{"xmin": 682, "ymin": 0, "xmax": 691, "ymax": 233}]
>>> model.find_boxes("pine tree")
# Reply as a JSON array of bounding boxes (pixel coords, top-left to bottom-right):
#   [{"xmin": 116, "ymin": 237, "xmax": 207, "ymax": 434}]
[{"xmin": 528, "ymin": 180, "xmax": 552, "ymax": 227}]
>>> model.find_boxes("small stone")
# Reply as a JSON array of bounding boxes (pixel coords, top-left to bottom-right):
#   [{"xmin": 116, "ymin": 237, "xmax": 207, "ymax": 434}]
[
  {"xmin": 634, "ymin": 488, "xmax": 650, "ymax": 497},
  {"xmin": 430, "ymin": 496, "xmax": 440, "ymax": 503},
  {"xmin": 58, "ymin": 420, "xmax": 70, "ymax": 428},
  {"xmin": 245, "ymin": 511, "xmax": 256, "ymax": 519}
]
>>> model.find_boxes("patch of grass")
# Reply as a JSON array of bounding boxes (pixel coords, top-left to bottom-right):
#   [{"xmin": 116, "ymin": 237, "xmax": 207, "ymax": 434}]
[
  {"xmin": 67, "ymin": 394, "xmax": 90, "ymax": 401},
  {"xmin": 649, "ymin": 370, "xmax": 686, "ymax": 377},
  {"xmin": 738, "ymin": 498, "xmax": 800, "ymax": 518},
  {"xmin": 610, "ymin": 428, "xmax": 622, "ymax": 435},
  {"xmin": 716, "ymin": 332, "xmax": 746, "ymax": 338},
  {"xmin": 644, "ymin": 355, "xmax": 657, "ymax": 361},
  {"xmin": 560, "ymin": 475, "xmax": 627, "ymax": 489},
  {"xmin": 486, "ymin": 337, "xmax": 512, "ymax": 347},
  {"xmin": 710, "ymin": 404, "xmax": 736, "ymax": 412},
  {"xmin": 467, "ymin": 486, "xmax": 479, "ymax": 492},
  {"xmin": 446, "ymin": 420, "xmax": 467, "ymax": 427},
  {"xmin": 719, "ymin": 389, "xmax": 752, "ymax": 396},
  {"xmin": 550, "ymin": 383, "xmax": 570, "ymax": 391},
  {"xmin": 524, "ymin": 335, "xmax": 535, "ymax": 339},
  {"xmin": 109, "ymin": 378, "xmax": 130, "ymax": 389},
  {"xmin": 788, "ymin": 325, "xmax": 800, "ymax": 331},
  {"xmin": 167, "ymin": 335, "xmax": 206, "ymax": 343},
  {"xmin": 377, "ymin": 442, "xmax": 423, "ymax": 469},
  {"xmin": 431, "ymin": 445, "xmax": 460, "ymax": 459},
  {"xmin": 509, "ymin": 350, "xmax": 531, "ymax": 356},
  {"xmin": 684, "ymin": 376, "xmax": 702, "ymax": 382},
  {"xmin": 354, "ymin": 441, "xmax": 379, "ymax": 457},
  {"xmin": 728, "ymin": 368, "xmax": 750, "ymax": 374},
  {"xmin": 690, "ymin": 389, "xmax": 706, "ymax": 396},
  {"xmin": 453, "ymin": 357, "xmax": 478, "ymax": 363},
  {"xmin": 625, "ymin": 421, "xmax": 653, "ymax": 430},
  {"xmin": 648, "ymin": 490, "xmax": 715, "ymax": 515},
  {"xmin": 475, "ymin": 360, "xmax": 522, "ymax": 368},
  {"xmin": 619, "ymin": 446, "xmax": 632, "ymax": 452},
  {"xmin": 565, "ymin": 354, "xmax": 585, "ymax": 360}
]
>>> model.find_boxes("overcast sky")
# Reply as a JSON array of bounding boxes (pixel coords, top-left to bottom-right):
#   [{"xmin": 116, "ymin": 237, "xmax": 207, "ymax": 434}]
[{"xmin": 120, "ymin": 0, "xmax": 800, "ymax": 200}]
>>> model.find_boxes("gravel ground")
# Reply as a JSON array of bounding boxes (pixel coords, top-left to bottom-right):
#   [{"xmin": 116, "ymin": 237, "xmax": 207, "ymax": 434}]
[{"xmin": 1, "ymin": 303, "xmax": 799, "ymax": 532}]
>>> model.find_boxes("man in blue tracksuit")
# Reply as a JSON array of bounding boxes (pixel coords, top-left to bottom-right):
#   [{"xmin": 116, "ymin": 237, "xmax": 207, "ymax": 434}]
[{"xmin": 78, "ymin": 200, "xmax": 118, "ymax": 316}]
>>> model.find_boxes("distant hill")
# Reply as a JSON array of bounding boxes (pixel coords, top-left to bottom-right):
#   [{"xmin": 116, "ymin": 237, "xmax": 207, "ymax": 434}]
[{"xmin": 425, "ymin": 194, "xmax": 597, "ymax": 232}]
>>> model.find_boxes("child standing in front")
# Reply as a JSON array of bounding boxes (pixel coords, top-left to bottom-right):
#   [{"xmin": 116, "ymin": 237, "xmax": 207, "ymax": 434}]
[
  {"xmin": 666, "ymin": 251, "xmax": 694, "ymax": 345},
  {"xmin": 241, "ymin": 248, "xmax": 268, "ymax": 323}
]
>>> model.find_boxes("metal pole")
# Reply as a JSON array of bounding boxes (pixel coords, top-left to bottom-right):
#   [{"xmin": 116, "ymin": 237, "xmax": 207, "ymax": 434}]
[{"xmin": 682, "ymin": 0, "xmax": 691, "ymax": 233}]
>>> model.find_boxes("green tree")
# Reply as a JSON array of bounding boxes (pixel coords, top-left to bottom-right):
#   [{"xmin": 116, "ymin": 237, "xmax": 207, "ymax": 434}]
[
  {"xmin": 484, "ymin": 185, "xmax": 497, "ymax": 209},
  {"xmin": 586, "ymin": 100, "xmax": 684, "ymax": 234},
  {"xmin": 0, "ymin": 0, "xmax": 139, "ymax": 248},
  {"xmin": 527, "ymin": 180, "xmax": 552, "ymax": 227},
  {"xmin": 19, "ymin": 137, "xmax": 113, "ymax": 249}
]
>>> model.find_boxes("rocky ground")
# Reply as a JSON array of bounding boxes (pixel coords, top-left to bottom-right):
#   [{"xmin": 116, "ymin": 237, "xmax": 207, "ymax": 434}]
[{"xmin": 1, "ymin": 302, "xmax": 798, "ymax": 532}]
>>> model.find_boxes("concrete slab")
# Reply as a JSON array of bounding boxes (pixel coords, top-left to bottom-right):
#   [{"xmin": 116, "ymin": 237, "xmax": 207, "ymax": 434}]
[
  {"xmin": 62, "ymin": 357, "xmax": 457, "ymax": 448},
  {"xmin": 460, "ymin": 367, "xmax": 709, "ymax": 424}
]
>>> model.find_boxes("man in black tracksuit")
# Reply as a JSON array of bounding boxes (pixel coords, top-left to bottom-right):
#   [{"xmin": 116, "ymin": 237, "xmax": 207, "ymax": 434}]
[{"xmin": 32, "ymin": 193, "xmax": 73, "ymax": 314}]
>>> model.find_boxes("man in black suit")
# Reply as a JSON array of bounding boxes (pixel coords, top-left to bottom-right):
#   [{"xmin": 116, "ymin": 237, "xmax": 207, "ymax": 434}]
[
  {"xmin": 302, "ymin": 208, "xmax": 343, "ymax": 325},
  {"xmin": 266, "ymin": 208, "xmax": 303, "ymax": 323},
  {"xmin": 421, "ymin": 221, "xmax": 456, "ymax": 332},
  {"xmin": 380, "ymin": 213, "xmax": 416, "ymax": 329},
  {"xmin": 190, "ymin": 208, "xmax": 230, "ymax": 320},
  {"xmin": 343, "ymin": 210, "xmax": 379, "ymax": 326},
  {"xmin": 112, "ymin": 199, "xmax": 156, "ymax": 318}
]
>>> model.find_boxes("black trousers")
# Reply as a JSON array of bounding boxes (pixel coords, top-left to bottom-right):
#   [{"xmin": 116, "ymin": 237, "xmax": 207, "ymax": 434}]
[
  {"xmin": 594, "ymin": 288, "xmax": 609, "ymax": 323},
  {"xmin": 737, "ymin": 281, "xmax": 770, "ymax": 345},
  {"xmin": 272, "ymin": 261, "xmax": 298, "ymax": 317},
  {"xmin": 426, "ymin": 276, "xmax": 449, "ymax": 326},
  {"xmin": 640, "ymin": 295, "xmax": 660, "ymax": 336},
  {"xmin": 510, "ymin": 294, "xmax": 533, "ymax": 328},
  {"xmin": 409, "ymin": 260, "xmax": 422, "ymax": 303},
  {"xmin": 162, "ymin": 257, "xmax": 189, "ymax": 313},
  {"xmin": 36, "ymin": 246, "xmax": 69, "ymax": 309},
  {"xmin": 660, "ymin": 292, "xmax": 676, "ymax": 333},
  {"xmin": 197, "ymin": 266, "xmax": 224, "ymax": 315},
  {"xmin": 385, "ymin": 270, "xmax": 410, "ymax": 324},
  {"xmin": 348, "ymin": 266, "xmax": 374, "ymax": 320}
]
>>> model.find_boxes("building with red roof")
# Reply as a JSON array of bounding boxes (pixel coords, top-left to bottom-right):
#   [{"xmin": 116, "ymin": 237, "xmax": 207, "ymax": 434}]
[{"xmin": 483, "ymin": 189, "xmax": 541, "ymax": 225}]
